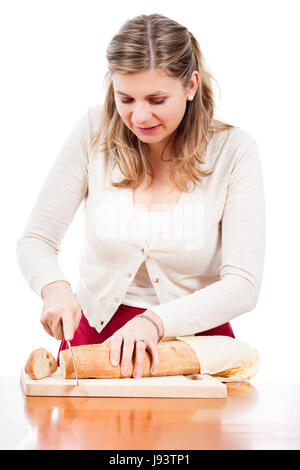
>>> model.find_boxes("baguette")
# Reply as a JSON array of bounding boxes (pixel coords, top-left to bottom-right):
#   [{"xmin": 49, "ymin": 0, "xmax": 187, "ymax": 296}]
[
  {"xmin": 25, "ymin": 347, "xmax": 57, "ymax": 380},
  {"xmin": 60, "ymin": 340, "xmax": 200, "ymax": 379}
]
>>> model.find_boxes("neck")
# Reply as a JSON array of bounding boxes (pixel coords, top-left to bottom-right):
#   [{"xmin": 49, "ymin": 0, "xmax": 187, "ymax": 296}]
[
  {"xmin": 147, "ymin": 136, "xmax": 172, "ymax": 162},
  {"xmin": 147, "ymin": 146, "xmax": 172, "ymax": 167}
]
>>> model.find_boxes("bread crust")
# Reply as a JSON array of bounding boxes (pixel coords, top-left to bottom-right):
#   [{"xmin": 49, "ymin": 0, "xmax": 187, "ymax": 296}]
[
  {"xmin": 25, "ymin": 347, "xmax": 57, "ymax": 380},
  {"xmin": 59, "ymin": 340, "xmax": 200, "ymax": 379}
]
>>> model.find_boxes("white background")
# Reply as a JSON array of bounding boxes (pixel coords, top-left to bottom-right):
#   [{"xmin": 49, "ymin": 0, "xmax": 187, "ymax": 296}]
[{"xmin": 1, "ymin": 0, "xmax": 299, "ymax": 384}]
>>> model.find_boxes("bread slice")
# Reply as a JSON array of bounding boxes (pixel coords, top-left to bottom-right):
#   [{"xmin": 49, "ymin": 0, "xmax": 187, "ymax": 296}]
[
  {"xmin": 60, "ymin": 340, "xmax": 200, "ymax": 379},
  {"xmin": 25, "ymin": 347, "xmax": 57, "ymax": 380}
]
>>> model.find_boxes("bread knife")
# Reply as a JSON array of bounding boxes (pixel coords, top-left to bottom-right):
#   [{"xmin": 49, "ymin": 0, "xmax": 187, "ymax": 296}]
[{"xmin": 61, "ymin": 323, "xmax": 79, "ymax": 386}]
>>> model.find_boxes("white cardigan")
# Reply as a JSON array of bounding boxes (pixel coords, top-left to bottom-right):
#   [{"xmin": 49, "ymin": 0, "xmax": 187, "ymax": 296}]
[{"xmin": 16, "ymin": 104, "xmax": 266, "ymax": 338}]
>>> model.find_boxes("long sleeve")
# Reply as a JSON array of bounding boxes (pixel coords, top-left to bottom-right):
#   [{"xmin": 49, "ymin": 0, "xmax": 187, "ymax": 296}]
[
  {"xmin": 150, "ymin": 140, "xmax": 266, "ymax": 338},
  {"xmin": 16, "ymin": 111, "xmax": 90, "ymax": 298}
]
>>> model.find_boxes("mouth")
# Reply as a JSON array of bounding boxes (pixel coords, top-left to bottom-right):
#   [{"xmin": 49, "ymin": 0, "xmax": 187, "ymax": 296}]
[
  {"xmin": 139, "ymin": 125, "xmax": 160, "ymax": 129},
  {"xmin": 136, "ymin": 124, "xmax": 161, "ymax": 133}
]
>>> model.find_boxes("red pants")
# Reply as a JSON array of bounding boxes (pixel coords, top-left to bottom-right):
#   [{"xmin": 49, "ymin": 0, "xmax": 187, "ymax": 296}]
[{"xmin": 57, "ymin": 304, "xmax": 234, "ymax": 364}]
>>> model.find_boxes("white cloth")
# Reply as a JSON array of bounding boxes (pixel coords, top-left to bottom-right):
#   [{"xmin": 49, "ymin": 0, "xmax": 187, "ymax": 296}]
[
  {"xmin": 123, "ymin": 261, "xmax": 159, "ymax": 309},
  {"xmin": 123, "ymin": 209, "xmax": 170, "ymax": 309},
  {"xmin": 176, "ymin": 335, "xmax": 260, "ymax": 382},
  {"xmin": 16, "ymin": 104, "xmax": 266, "ymax": 338}
]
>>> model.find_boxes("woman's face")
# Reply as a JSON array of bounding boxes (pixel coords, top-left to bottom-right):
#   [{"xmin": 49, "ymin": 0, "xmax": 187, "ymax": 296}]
[{"xmin": 112, "ymin": 68, "xmax": 198, "ymax": 153}]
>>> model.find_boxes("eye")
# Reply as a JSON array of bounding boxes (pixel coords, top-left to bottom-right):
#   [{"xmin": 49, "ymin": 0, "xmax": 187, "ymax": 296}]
[
  {"xmin": 120, "ymin": 98, "xmax": 166, "ymax": 105},
  {"xmin": 120, "ymin": 99, "xmax": 133, "ymax": 104},
  {"xmin": 151, "ymin": 99, "xmax": 165, "ymax": 105}
]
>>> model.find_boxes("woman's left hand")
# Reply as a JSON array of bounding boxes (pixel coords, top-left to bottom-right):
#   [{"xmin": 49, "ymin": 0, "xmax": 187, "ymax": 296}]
[{"xmin": 105, "ymin": 313, "xmax": 161, "ymax": 379}]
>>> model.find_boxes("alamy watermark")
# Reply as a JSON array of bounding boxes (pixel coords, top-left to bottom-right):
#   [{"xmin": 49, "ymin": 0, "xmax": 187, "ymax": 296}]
[{"xmin": 95, "ymin": 195, "xmax": 205, "ymax": 251}]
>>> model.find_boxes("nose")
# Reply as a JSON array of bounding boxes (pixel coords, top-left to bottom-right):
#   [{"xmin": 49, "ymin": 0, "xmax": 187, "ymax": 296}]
[{"xmin": 132, "ymin": 102, "xmax": 152, "ymax": 125}]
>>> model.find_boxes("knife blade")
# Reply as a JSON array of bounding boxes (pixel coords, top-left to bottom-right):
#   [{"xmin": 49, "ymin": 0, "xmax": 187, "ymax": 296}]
[{"xmin": 61, "ymin": 322, "xmax": 79, "ymax": 386}]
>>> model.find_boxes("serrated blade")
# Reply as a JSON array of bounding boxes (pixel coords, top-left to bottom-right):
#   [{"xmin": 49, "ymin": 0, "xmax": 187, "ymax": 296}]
[
  {"xmin": 61, "ymin": 322, "xmax": 79, "ymax": 386},
  {"xmin": 67, "ymin": 340, "xmax": 79, "ymax": 387}
]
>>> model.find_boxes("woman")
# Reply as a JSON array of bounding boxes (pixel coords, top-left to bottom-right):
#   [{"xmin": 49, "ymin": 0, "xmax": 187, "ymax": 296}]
[{"xmin": 16, "ymin": 14, "xmax": 265, "ymax": 379}]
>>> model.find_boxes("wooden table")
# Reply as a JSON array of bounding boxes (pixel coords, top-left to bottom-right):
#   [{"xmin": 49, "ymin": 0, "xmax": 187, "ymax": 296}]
[{"xmin": 1, "ymin": 376, "xmax": 300, "ymax": 450}]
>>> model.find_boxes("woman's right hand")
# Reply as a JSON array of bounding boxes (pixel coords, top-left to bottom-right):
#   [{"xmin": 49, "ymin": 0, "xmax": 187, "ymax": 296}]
[{"xmin": 40, "ymin": 280, "xmax": 82, "ymax": 341}]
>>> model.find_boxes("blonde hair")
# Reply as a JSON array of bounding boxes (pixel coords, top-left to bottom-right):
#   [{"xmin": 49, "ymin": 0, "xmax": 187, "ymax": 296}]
[{"xmin": 91, "ymin": 13, "xmax": 234, "ymax": 192}]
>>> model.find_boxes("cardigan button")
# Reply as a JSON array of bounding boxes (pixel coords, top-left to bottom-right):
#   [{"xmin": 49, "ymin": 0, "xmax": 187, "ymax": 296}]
[
  {"xmin": 153, "ymin": 276, "xmax": 160, "ymax": 283},
  {"xmin": 140, "ymin": 247, "xmax": 147, "ymax": 256}
]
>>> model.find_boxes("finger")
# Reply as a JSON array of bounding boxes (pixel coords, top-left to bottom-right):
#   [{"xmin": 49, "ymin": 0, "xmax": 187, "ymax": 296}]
[
  {"xmin": 51, "ymin": 317, "xmax": 65, "ymax": 340},
  {"xmin": 120, "ymin": 339, "xmax": 135, "ymax": 377},
  {"xmin": 146, "ymin": 341, "xmax": 160, "ymax": 375},
  {"xmin": 109, "ymin": 334, "xmax": 123, "ymax": 366},
  {"xmin": 133, "ymin": 341, "xmax": 146, "ymax": 379},
  {"xmin": 73, "ymin": 309, "xmax": 82, "ymax": 332},
  {"xmin": 62, "ymin": 314, "xmax": 75, "ymax": 341},
  {"xmin": 42, "ymin": 321, "xmax": 54, "ymax": 338}
]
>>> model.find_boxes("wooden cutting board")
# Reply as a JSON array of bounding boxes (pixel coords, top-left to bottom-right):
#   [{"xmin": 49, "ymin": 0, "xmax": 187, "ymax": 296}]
[{"xmin": 20, "ymin": 368, "xmax": 227, "ymax": 398}]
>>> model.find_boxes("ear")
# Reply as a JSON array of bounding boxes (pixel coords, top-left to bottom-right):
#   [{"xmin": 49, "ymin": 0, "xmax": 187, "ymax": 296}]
[{"xmin": 188, "ymin": 70, "xmax": 200, "ymax": 96}]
